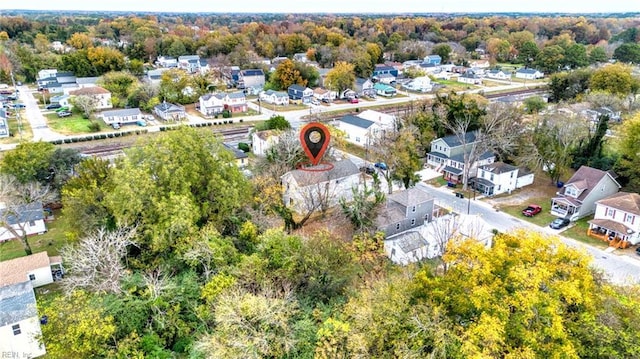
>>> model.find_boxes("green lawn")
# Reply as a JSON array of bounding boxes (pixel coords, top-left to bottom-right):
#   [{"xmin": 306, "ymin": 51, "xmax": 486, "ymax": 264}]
[
  {"xmin": 562, "ymin": 218, "xmax": 609, "ymax": 249},
  {"xmin": 0, "ymin": 111, "xmax": 33, "ymax": 144},
  {"xmin": 0, "ymin": 210, "xmax": 69, "ymax": 261},
  {"xmin": 497, "ymin": 196, "xmax": 556, "ymax": 227},
  {"xmin": 46, "ymin": 113, "xmax": 109, "ymax": 134}
]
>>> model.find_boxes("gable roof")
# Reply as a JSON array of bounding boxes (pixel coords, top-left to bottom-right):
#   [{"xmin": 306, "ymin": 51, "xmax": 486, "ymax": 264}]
[
  {"xmin": 154, "ymin": 102, "xmax": 185, "ymax": 113},
  {"xmin": 438, "ymin": 132, "xmax": 478, "ymax": 147},
  {"xmin": 339, "ymin": 115, "xmax": 375, "ymax": 129},
  {"xmin": 241, "ymin": 69, "xmax": 264, "ymax": 77},
  {"xmin": 0, "ymin": 202, "xmax": 44, "ymax": 225},
  {"xmin": 263, "ymin": 89, "xmax": 288, "ymax": 98},
  {"xmin": 0, "ymin": 252, "xmax": 52, "ymax": 287},
  {"xmin": 68, "ymin": 86, "xmax": 110, "ymax": 96},
  {"xmin": 223, "ymin": 143, "xmax": 248, "ymax": 159},
  {"xmin": 596, "ymin": 192, "xmax": 640, "ymax": 215},
  {"xmin": 288, "ymin": 84, "xmax": 306, "ymax": 92},
  {"xmin": 0, "ymin": 281, "xmax": 38, "ymax": 326},
  {"xmin": 564, "ymin": 166, "xmax": 621, "ymax": 201},
  {"xmin": 101, "ymin": 108, "xmax": 141, "ymax": 117},
  {"xmin": 287, "ymin": 159, "xmax": 360, "ymax": 187},
  {"xmin": 388, "ymin": 187, "xmax": 433, "ymax": 208},
  {"xmin": 481, "ymin": 161, "xmax": 518, "ymax": 174},
  {"xmin": 517, "ymin": 68, "xmax": 541, "ymax": 74}
]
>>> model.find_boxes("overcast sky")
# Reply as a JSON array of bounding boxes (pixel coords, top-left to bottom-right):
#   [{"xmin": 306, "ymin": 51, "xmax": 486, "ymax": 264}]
[{"xmin": 4, "ymin": 0, "xmax": 640, "ymax": 14}]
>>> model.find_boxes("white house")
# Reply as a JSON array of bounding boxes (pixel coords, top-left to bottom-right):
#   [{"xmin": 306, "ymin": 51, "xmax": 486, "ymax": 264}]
[
  {"xmin": 0, "ymin": 282, "xmax": 46, "ymax": 358},
  {"xmin": 156, "ymin": 56, "xmax": 178, "ymax": 68},
  {"xmin": 335, "ymin": 113, "xmax": 394, "ymax": 147},
  {"xmin": 0, "ymin": 202, "xmax": 47, "ymax": 242},
  {"xmin": 551, "ymin": 166, "xmax": 621, "ymax": 221},
  {"xmin": 472, "ymin": 162, "xmax": 534, "ymax": 196},
  {"xmin": 68, "ymin": 86, "xmax": 113, "ymax": 110},
  {"xmin": 99, "ymin": 108, "xmax": 143, "ymax": 126},
  {"xmin": 402, "ymin": 76, "xmax": 433, "ymax": 92},
  {"xmin": 515, "ymin": 68, "xmax": 544, "ymax": 80},
  {"xmin": 458, "ymin": 71, "xmax": 483, "ymax": 85},
  {"xmin": 0, "ymin": 109, "xmax": 8, "ymax": 138},
  {"xmin": 486, "ymin": 69, "xmax": 512, "ymax": 80},
  {"xmin": 312, "ymin": 88, "xmax": 337, "ymax": 102},
  {"xmin": 199, "ymin": 91, "xmax": 247, "ymax": 117},
  {"xmin": 0, "ymin": 251, "xmax": 64, "ymax": 289},
  {"xmin": 588, "ymin": 192, "xmax": 640, "ymax": 246},
  {"xmin": 177, "ymin": 55, "xmax": 201, "ymax": 73},
  {"xmin": 252, "ymin": 130, "xmax": 281, "ymax": 156},
  {"xmin": 154, "ymin": 102, "xmax": 186, "ymax": 121},
  {"xmin": 281, "ymin": 159, "xmax": 362, "ymax": 214},
  {"xmin": 373, "ymin": 73, "xmax": 396, "ymax": 85},
  {"xmin": 259, "ymin": 90, "xmax": 289, "ymax": 105}
]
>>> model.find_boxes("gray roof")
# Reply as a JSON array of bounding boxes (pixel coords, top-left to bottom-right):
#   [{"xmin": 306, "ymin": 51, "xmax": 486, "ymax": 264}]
[
  {"xmin": 288, "ymin": 159, "xmax": 360, "ymax": 187},
  {"xmin": 439, "ymin": 132, "xmax": 477, "ymax": 147},
  {"xmin": 289, "ymin": 84, "xmax": 306, "ymax": 92},
  {"xmin": 0, "ymin": 281, "xmax": 37, "ymax": 326},
  {"xmin": 154, "ymin": 102, "xmax": 185, "ymax": 113},
  {"xmin": 264, "ymin": 89, "xmax": 288, "ymax": 98},
  {"xmin": 443, "ymin": 165, "xmax": 463, "ymax": 175},
  {"xmin": 388, "ymin": 187, "xmax": 433, "ymax": 208},
  {"xmin": 241, "ymin": 69, "xmax": 264, "ymax": 77},
  {"xmin": 517, "ymin": 68, "xmax": 541, "ymax": 74},
  {"xmin": 0, "ymin": 202, "xmax": 45, "ymax": 225},
  {"xmin": 340, "ymin": 115, "xmax": 374, "ymax": 129},
  {"xmin": 101, "ymin": 108, "xmax": 141, "ymax": 117},
  {"xmin": 75, "ymin": 77, "xmax": 99, "ymax": 85},
  {"xmin": 450, "ymin": 150, "xmax": 494, "ymax": 163},
  {"xmin": 223, "ymin": 143, "xmax": 248, "ymax": 159},
  {"xmin": 481, "ymin": 161, "xmax": 518, "ymax": 174},
  {"xmin": 390, "ymin": 231, "xmax": 428, "ymax": 253}
]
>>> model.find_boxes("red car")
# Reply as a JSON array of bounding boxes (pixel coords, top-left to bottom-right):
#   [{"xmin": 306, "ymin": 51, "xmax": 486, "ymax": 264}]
[
  {"xmin": 350, "ymin": 98, "xmax": 359, "ymax": 104},
  {"xmin": 522, "ymin": 204, "xmax": 542, "ymax": 217}
]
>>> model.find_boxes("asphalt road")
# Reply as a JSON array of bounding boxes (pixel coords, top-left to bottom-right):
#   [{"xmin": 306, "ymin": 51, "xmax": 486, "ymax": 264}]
[{"xmin": 415, "ymin": 181, "xmax": 640, "ymax": 286}]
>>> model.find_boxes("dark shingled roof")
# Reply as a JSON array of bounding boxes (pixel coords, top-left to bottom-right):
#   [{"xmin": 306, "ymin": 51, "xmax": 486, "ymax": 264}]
[
  {"xmin": 564, "ymin": 166, "xmax": 620, "ymax": 202},
  {"xmin": 0, "ymin": 202, "xmax": 44, "ymax": 225},
  {"xmin": 438, "ymin": 132, "xmax": 478, "ymax": 147},
  {"xmin": 596, "ymin": 192, "xmax": 640, "ymax": 215},
  {"xmin": 340, "ymin": 115, "xmax": 375, "ymax": 129},
  {"xmin": 288, "ymin": 159, "xmax": 360, "ymax": 187},
  {"xmin": 0, "ymin": 281, "xmax": 37, "ymax": 326},
  {"xmin": 481, "ymin": 161, "xmax": 518, "ymax": 174}
]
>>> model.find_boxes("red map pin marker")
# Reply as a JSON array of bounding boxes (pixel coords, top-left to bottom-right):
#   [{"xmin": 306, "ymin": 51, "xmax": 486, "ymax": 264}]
[{"xmin": 300, "ymin": 122, "xmax": 331, "ymax": 166}]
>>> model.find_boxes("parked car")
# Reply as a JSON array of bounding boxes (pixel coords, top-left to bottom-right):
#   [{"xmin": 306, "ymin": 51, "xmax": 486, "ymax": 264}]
[
  {"xmin": 56, "ymin": 107, "xmax": 69, "ymax": 113},
  {"xmin": 136, "ymin": 120, "xmax": 147, "ymax": 127},
  {"xmin": 112, "ymin": 123, "xmax": 121, "ymax": 129},
  {"xmin": 350, "ymin": 98, "xmax": 359, "ymax": 104},
  {"xmin": 374, "ymin": 162, "xmax": 388, "ymax": 170},
  {"xmin": 522, "ymin": 204, "xmax": 542, "ymax": 217},
  {"xmin": 12, "ymin": 102, "xmax": 25, "ymax": 108},
  {"xmin": 57, "ymin": 111, "xmax": 72, "ymax": 118},
  {"xmin": 321, "ymin": 98, "xmax": 330, "ymax": 103},
  {"xmin": 549, "ymin": 218, "xmax": 571, "ymax": 229},
  {"xmin": 45, "ymin": 103, "xmax": 62, "ymax": 110},
  {"xmin": 360, "ymin": 165, "xmax": 375, "ymax": 174}
]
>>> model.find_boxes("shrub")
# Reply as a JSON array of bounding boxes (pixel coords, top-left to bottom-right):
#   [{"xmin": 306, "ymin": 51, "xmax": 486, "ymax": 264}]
[
  {"xmin": 88, "ymin": 121, "xmax": 101, "ymax": 133},
  {"xmin": 238, "ymin": 142, "xmax": 250, "ymax": 152}
]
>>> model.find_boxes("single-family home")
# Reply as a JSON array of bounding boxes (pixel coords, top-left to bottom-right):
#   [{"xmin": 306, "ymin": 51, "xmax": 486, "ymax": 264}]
[
  {"xmin": 0, "ymin": 109, "xmax": 8, "ymax": 138},
  {"xmin": 373, "ymin": 73, "xmax": 396, "ymax": 85},
  {"xmin": 372, "ymin": 64, "xmax": 399, "ymax": 78},
  {"xmin": 377, "ymin": 187, "xmax": 435, "ymax": 238},
  {"xmin": 48, "ymin": 94, "xmax": 71, "ymax": 109},
  {"xmin": 515, "ymin": 68, "xmax": 544, "ymax": 80},
  {"xmin": 146, "ymin": 69, "xmax": 168, "ymax": 86},
  {"xmin": 156, "ymin": 56, "xmax": 178, "ymax": 68},
  {"xmin": 588, "ymin": 192, "xmax": 640, "ymax": 247},
  {"xmin": 68, "ymin": 86, "xmax": 113, "ymax": 110},
  {"xmin": 402, "ymin": 76, "xmax": 433, "ymax": 92},
  {"xmin": 199, "ymin": 91, "xmax": 247, "ymax": 117},
  {"xmin": 384, "ymin": 61, "xmax": 404, "ymax": 75},
  {"xmin": 0, "ymin": 202, "xmax": 47, "ymax": 242},
  {"xmin": 259, "ymin": 90, "xmax": 289, "ymax": 105},
  {"xmin": 335, "ymin": 110, "xmax": 395, "ymax": 146},
  {"xmin": 424, "ymin": 55, "xmax": 442, "ymax": 65},
  {"xmin": 154, "ymin": 102, "xmax": 186, "ymax": 121},
  {"xmin": 486, "ymin": 69, "xmax": 512, "ymax": 80},
  {"xmin": 419, "ymin": 62, "xmax": 442, "ymax": 74},
  {"xmin": 281, "ymin": 159, "xmax": 362, "ymax": 213},
  {"xmin": 287, "ymin": 84, "xmax": 313, "ymax": 104},
  {"xmin": 238, "ymin": 69, "xmax": 265, "ymax": 90},
  {"xmin": 469, "ymin": 60, "xmax": 491, "ymax": 69},
  {"xmin": 551, "ymin": 166, "xmax": 621, "ymax": 221},
  {"xmin": 373, "ymin": 83, "xmax": 397, "ymax": 97},
  {"xmin": 178, "ymin": 55, "xmax": 201, "ymax": 73},
  {"xmin": 0, "ymin": 282, "xmax": 46, "ymax": 358},
  {"xmin": 384, "ymin": 213, "xmax": 492, "ymax": 265},
  {"xmin": 458, "ymin": 71, "xmax": 483, "ymax": 85},
  {"xmin": 340, "ymin": 89, "xmax": 357, "ymax": 100},
  {"xmin": 356, "ymin": 109, "xmax": 396, "ymax": 128},
  {"xmin": 354, "ymin": 78, "xmax": 375, "ymax": 98},
  {"xmin": 471, "ymin": 162, "xmax": 534, "ymax": 196},
  {"xmin": 223, "ymin": 143, "xmax": 248, "ymax": 168},
  {"xmin": 99, "ymin": 108, "xmax": 143, "ymax": 126},
  {"xmin": 252, "ymin": 130, "xmax": 281, "ymax": 156},
  {"xmin": 293, "ymin": 53, "xmax": 308, "ymax": 62},
  {"xmin": 312, "ymin": 88, "xmax": 337, "ymax": 102},
  {"xmin": 0, "ymin": 251, "xmax": 64, "ymax": 289},
  {"xmin": 426, "ymin": 132, "xmax": 495, "ymax": 184},
  {"xmin": 75, "ymin": 77, "xmax": 99, "ymax": 88}
]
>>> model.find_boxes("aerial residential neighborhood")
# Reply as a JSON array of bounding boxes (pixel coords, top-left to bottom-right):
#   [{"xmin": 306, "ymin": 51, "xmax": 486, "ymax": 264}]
[{"xmin": 1, "ymin": 4, "xmax": 640, "ymax": 358}]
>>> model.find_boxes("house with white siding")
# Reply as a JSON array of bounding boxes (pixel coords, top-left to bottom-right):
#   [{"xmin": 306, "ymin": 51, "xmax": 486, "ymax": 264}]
[
  {"xmin": 426, "ymin": 132, "xmax": 495, "ymax": 185},
  {"xmin": 0, "ymin": 282, "xmax": 46, "ymax": 358},
  {"xmin": 588, "ymin": 192, "xmax": 640, "ymax": 247},
  {"xmin": 0, "ymin": 202, "xmax": 47, "ymax": 242},
  {"xmin": 472, "ymin": 162, "xmax": 534, "ymax": 196},
  {"xmin": 0, "ymin": 251, "xmax": 64, "ymax": 289}
]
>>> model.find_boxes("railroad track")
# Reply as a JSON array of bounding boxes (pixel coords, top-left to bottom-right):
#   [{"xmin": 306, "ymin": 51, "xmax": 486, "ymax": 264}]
[{"xmin": 79, "ymin": 126, "xmax": 252, "ymax": 157}]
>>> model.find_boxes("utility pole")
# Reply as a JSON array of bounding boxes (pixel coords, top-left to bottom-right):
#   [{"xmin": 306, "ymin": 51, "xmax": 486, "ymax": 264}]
[{"xmin": 10, "ymin": 71, "xmax": 22, "ymax": 140}]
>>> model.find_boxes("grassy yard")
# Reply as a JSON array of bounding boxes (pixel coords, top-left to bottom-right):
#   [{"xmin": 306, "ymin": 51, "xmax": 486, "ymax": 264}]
[
  {"xmin": 562, "ymin": 218, "xmax": 609, "ymax": 249},
  {"xmin": 0, "ymin": 111, "xmax": 33, "ymax": 144},
  {"xmin": 46, "ymin": 113, "xmax": 110, "ymax": 134},
  {"xmin": 0, "ymin": 210, "xmax": 69, "ymax": 261},
  {"xmin": 497, "ymin": 195, "xmax": 556, "ymax": 227}
]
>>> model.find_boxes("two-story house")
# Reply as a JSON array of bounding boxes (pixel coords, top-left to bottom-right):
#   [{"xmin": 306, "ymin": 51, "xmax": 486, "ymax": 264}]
[
  {"xmin": 372, "ymin": 64, "xmax": 399, "ymax": 78},
  {"xmin": 377, "ymin": 187, "xmax": 435, "ymax": 238},
  {"xmin": 312, "ymin": 88, "xmax": 337, "ymax": 102},
  {"xmin": 587, "ymin": 192, "xmax": 640, "ymax": 247},
  {"xmin": 551, "ymin": 166, "xmax": 621, "ymax": 221},
  {"xmin": 335, "ymin": 110, "xmax": 395, "ymax": 146},
  {"xmin": 472, "ymin": 162, "xmax": 534, "ymax": 196},
  {"xmin": 68, "ymin": 86, "xmax": 113, "ymax": 110},
  {"xmin": 287, "ymin": 84, "xmax": 313, "ymax": 104},
  {"xmin": 423, "ymin": 55, "xmax": 442, "ymax": 66},
  {"xmin": 354, "ymin": 78, "xmax": 375, "ymax": 97},
  {"xmin": 281, "ymin": 159, "xmax": 362, "ymax": 214},
  {"xmin": 177, "ymin": 55, "xmax": 201, "ymax": 73},
  {"xmin": 198, "ymin": 91, "xmax": 247, "ymax": 116},
  {"xmin": 426, "ymin": 132, "xmax": 495, "ymax": 184},
  {"xmin": 238, "ymin": 69, "xmax": 265, "ymax": 90},
  {"xmin": 252, "ymin": 130, "xmax": 281, "ymax": 156}
]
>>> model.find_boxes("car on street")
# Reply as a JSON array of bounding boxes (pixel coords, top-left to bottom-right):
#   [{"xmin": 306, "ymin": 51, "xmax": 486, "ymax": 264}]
[
  {"xmin": 45, "ymin": 103, "xmax": 62, "ymax": 110},
  {"xmin": 360, "ymin": 165, "xmax": 375, "ymax": 174},
  {"xmin": 350, "ymin": 98, "xmax": 359, "ymax": 104},
  {"xmin": 56, "ymin": 107, "xmax": 70, "ymax": 113},
  {"xmin": 12, "ymin": 102, "xmax": 25, "ymax": 108},
  {"xmin": 112, "ymin": 123, "xmax": 121, "ymax": 129},
  {"xmin": 522, "ymin": 204, "xmax": 542, "ymax": 217},
  {"xmin": 549, "ymin": 218, "xmax": 571, "ymax": 229},
  {"xmin": 374, "ymin": 162, "xmax": 388, "ymax": 170},
  {"xmin": 57, "ymin": 111, "xmax": 72, "ymax": 118},
  {"xmin": 136, "ymin": 120, "xmax": 147, "ymax": 127}
]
